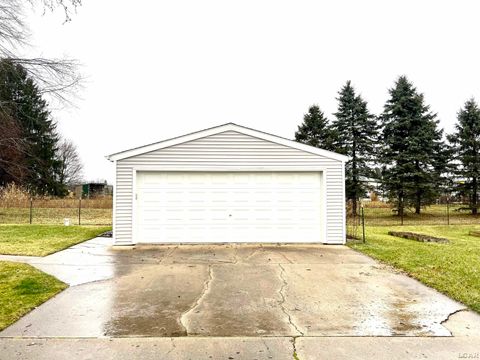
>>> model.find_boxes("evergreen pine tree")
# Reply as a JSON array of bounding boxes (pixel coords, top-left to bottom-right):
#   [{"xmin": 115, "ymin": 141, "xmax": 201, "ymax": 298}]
[
  {"xmin": 379, "ymin": 76, "xmax": 447, "ymax": 215},
  {"xmin": 0, "ymin": 112, "xmax": 26, "ymax": 185},
  {"xmin": 447, "ymin": 98, "xmax": 480, "ymax": 215},
  {"xmin": 330, "ymin": 81, "xmax": 378, "ymax": 215},
  {"xmin": 0, "ymin": 59, "xmax": 65, "ymax": 195},
  {"xmin": 295, "ymin": 105, "xmax": 333, "ymax": 150}
]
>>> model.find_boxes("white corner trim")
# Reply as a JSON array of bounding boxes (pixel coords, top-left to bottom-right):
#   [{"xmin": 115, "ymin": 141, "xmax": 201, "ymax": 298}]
[
  {"xmin": 112, "ymin": 160, "xmax": 117, "ymax": 241},
  {"xmin": 131, "ymin": 168, "xmax": 137, "ymax": 245},
  {"xmin": 106, "ymin": 123, "xmax": 348, "ymax": 163},
  {"xmin": 341, "ymin": 161, "xmax": 346, "ymax": 245},
  {"xmin": 322, "ymin": 168, "xmax": 328, "ymax": 244}
]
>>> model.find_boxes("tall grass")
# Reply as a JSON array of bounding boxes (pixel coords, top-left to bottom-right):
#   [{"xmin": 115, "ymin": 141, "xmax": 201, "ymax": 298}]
[
  {"xmin": 0, "ymin": 184, "xmax": 112, "ymax": 225},
  {"xmin": 0, "ymin": 183, "xmax": 112, "ymax": 208}
]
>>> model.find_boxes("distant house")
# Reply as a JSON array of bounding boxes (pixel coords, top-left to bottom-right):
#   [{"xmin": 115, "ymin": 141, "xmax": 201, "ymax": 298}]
[
  {"xmin": 72, "ymin": 182, "xmax": 113, "ymax": 198},
  {"xmin": 359, "ymin": 177, "xmax": 384, "ymax": 202}
]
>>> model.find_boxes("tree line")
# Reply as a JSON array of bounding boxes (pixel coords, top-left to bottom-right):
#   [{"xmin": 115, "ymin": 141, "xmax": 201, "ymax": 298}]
[
  {"xmin": 295, "ymin": 76, "xmax": 480, "ymax": 216},
  {"xmin": 0, "ymin": 59, "xmax": 83, "ymax": 196},
  {"xmin": 0, "ymin": 1, "xmax": 83, "ymax": 196}
]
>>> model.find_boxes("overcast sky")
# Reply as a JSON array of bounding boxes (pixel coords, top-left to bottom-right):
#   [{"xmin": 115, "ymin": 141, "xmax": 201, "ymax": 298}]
[{"xmin": 24, "ymin": 0, "xmax": 480, "ymax": 183}]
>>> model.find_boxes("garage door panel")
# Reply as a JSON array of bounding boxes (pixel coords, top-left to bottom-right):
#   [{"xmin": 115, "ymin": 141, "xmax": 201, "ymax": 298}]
[{"xmin": 135, "ymin": 171, "xmax": 323, "ymax": 243}]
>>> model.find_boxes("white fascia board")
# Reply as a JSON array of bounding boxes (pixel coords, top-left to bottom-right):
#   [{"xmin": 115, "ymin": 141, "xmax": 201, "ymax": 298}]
[
  {"xmin": 106, "ymin": 123, "xmax": 349, "ymax": 163},
  {"xmin": 236, "ymin": 124, "xmax": 349, "ymax": 162},
  {"xmin": 106, "ymin": 123, "xmax": 234, "ymax": 161}
]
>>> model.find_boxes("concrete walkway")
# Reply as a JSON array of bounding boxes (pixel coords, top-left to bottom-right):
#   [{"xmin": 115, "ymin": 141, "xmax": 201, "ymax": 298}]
[
  {"xmin": 1, "ymin": 337, "xmax": 479, "ymax": 360},
  {"xmin": 0, "ymin": 237, "xmax": 117, "ymax": 286},
  {"xmin": 1, "ymin": 238, "xmax": 479, "ymax": 359}
]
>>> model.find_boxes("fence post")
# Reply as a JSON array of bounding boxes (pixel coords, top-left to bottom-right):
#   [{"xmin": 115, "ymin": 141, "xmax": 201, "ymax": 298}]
[
  {"xmin": 400, "ymin": 196, "xmax": 404, "ymax": 226},
  {"xmin": 446, "ymin": 194, "xmax": 450, "ymax": 225},
  {"xmin": 29, "ymin": 198, "xmax": 33, "ymax": 224},
  {"xmin": 78, "ymin": 198, "xmax": 81, "ymax": 225},
  {"xmin": 361, "ymin": 204, "xmax": 366, "ymax": 243}
]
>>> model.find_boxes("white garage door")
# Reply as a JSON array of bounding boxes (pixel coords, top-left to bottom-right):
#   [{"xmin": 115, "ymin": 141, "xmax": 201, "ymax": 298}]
[{"xmin": 134, "ymin": 171, "xmax": 323, "ymax": 243}]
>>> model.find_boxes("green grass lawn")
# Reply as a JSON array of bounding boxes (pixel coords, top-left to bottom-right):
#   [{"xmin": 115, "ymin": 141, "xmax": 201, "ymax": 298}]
[
  {"xmin": 349, "ymin": 225, "xmax": 480, "ymax": 313},
  {"xmin": 0, "ymin": 225, "xmax": 111, "ymax": 256},
  {"xmin": 0, "ymin": 261, "xmax": 67, "ymax": 330}
]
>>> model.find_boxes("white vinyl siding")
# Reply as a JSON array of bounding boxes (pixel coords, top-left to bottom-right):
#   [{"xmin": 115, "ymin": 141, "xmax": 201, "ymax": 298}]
[{"xmin": 114, "ymin": 130, "xmax": 345, "ymax": 245}]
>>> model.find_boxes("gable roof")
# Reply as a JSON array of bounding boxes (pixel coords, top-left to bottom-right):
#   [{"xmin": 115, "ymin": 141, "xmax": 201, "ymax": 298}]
[{"xmin": 106, "ymin": 123, "xmax": 349, "ymax": 162}]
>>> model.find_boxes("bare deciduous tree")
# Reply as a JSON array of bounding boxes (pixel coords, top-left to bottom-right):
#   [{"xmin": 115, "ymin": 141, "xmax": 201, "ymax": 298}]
[
  {"xmin": 36, "ymin": 0, "xmax": 82, "ymax": 22},
  {"xmin": 57, "ymin": 138, "xmax": 83, "ymax": 186},
  {"xmin": 0, "ymin": 0, "xmax": 82, "ymax": 103}
]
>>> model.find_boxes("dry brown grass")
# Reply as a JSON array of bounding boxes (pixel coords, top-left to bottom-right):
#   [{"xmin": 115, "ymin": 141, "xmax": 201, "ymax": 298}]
[
  {"xmin": 363, "ymin": 200, "xmax": 391, "ymax": 209},
  {"xmin": 0, "ymin": 184, "xmax": 112, "ymax": 225},
  {"xmin": 0, "ymin": 184, "xmax": 30, "ymax": 207}
]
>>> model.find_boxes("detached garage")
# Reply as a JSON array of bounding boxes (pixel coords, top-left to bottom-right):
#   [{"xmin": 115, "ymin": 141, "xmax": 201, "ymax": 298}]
[{"xmin": 107, "ymin": 123, "xmax": 347, "ymax": 245}]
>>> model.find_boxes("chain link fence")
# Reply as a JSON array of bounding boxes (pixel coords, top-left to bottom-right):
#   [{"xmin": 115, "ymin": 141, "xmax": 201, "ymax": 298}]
[
  {"xmin": 346, "ymin": 200, "xmax": 480, "ymax": 240},
  {"xmin": 0, "ymin": 197, "xmax": 112, "ymax": 225}
]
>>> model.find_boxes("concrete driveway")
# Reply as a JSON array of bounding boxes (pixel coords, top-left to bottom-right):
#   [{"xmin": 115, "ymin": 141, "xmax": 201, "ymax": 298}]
[
  {"xmin": 1, "ymin": 237, "xmax": 479, "ymax": 359},
  {"xmin": 1, "ymin": 237, "xmax": 479, "ymax": 338}
]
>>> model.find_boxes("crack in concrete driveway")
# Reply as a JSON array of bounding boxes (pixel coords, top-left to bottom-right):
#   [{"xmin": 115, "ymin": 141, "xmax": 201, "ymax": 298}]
[
  {"xmin": 180, "ymin": 264, "xmax": 214, "ymax": 335},
  {"xmin": 278, "ymin": 264, "xmax": 304, "ymax": 336}
]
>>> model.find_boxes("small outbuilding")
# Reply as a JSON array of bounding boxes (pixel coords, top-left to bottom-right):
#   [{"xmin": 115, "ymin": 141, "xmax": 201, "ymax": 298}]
[
  {"xmin": 107, "ymin": 123, "xmax": 347, "ymax": 245},
  {"xmin": 72, "ymin": 182, "xmax": 113, "ymax": 198}
]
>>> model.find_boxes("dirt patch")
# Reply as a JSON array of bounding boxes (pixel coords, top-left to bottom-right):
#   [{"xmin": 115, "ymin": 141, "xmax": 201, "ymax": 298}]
[
  {"xmin": 389, "ymin": 300, "xmax": 424, "ymax": 335},
  {"xmin": 388, "ymin": 231, "xmax": 449, "ymax": 244}
]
